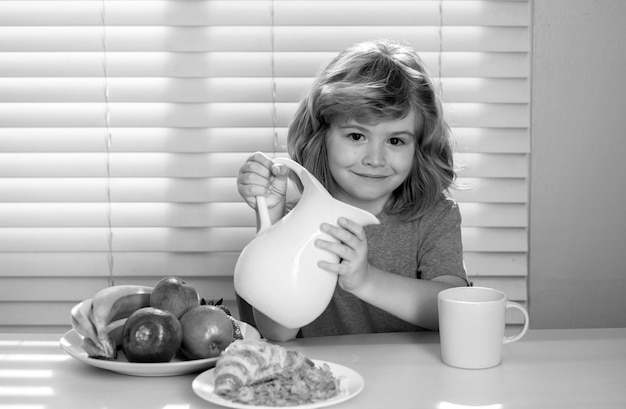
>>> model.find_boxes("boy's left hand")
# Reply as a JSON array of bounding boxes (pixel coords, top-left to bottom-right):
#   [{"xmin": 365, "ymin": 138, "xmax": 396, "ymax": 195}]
[{"xmin": 315, "ymin": 217, "xmax": 370, "ymax": 292}]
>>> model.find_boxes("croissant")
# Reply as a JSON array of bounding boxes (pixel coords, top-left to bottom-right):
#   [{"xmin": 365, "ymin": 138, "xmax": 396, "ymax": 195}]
[{"xmin": 213, "ymin": 339, "xmax": 308, "ymax": 394}]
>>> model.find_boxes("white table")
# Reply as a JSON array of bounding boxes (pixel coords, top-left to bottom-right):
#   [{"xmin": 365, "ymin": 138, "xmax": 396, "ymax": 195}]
[{"xmin": 1, "ymin": 328, "xmax": 625, "ymax": 408}]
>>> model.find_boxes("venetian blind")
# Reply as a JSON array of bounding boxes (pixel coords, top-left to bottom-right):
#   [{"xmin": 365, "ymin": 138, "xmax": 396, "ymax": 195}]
[{"xmin": 0, "ymin": 0, "xmax": 530, "ymax": 332}]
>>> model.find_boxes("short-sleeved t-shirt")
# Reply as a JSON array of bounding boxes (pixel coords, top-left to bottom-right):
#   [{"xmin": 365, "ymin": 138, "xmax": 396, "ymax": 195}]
[{"xmin": 300, "ymin": 196, "xmax": 467, "ymax": 337}]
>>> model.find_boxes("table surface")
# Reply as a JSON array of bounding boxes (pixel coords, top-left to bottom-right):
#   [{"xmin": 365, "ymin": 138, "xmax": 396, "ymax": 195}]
[{"xmin": 1, "ymin": 328, "xmax": 625, "ymax": 409}]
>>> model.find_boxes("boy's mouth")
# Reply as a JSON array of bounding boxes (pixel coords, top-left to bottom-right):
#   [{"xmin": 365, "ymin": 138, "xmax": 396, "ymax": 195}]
[{"xmin": 353, "ymin": 171, "xmax": 389, "ymax": 180}]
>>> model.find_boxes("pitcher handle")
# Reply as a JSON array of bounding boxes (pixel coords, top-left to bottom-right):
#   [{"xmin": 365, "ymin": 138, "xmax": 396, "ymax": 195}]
[
  {"xmin": 256, "ymin": 195, "xmax": 272, "ymax": 234},
  {"xmin": 253, "ymin": 158, "xmax": 302, "ymax": 235}
]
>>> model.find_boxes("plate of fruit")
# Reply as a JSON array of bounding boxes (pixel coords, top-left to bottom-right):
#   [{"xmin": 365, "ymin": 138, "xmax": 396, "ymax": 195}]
[{"xmin": 60, "ymin": 276, "xmax": 261, "ymax": 377}]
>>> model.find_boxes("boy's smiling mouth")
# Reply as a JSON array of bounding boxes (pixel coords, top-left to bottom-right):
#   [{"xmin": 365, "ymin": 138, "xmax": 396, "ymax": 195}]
[{"xmin": 352, "ymin": 171, "xmax": 391, "ymax": 180}]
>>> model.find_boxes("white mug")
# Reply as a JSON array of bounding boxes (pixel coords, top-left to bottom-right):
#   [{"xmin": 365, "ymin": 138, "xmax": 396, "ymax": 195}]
[{"xmin": 438, "ymin": 286, "xmax": 529, "ymax": 369}]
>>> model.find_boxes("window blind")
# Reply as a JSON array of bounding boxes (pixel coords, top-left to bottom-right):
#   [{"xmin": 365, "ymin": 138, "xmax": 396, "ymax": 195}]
[{"xmin": 0, "ymin": 0, "xmax": 530, "ymax": 332}]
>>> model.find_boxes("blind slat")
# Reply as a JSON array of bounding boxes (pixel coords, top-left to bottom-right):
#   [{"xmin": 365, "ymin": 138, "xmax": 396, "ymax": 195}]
[
  {"xmin": 458, "ymin": 203, "xmax": 527, "ymax": 227},
  {"xmin": 0, "ymin": 252, "xmax": 241, "ymax": 277},
  {"xmin": 462, "ymin": 227, "xmax": 528, "ymax": 252},
  {"xmin": 452, "ymin": 178, "xmax": 528, "ymax": 203},
  {"xmin": 0, "ymin": 152, "xmax": 527, "ymax": 178},
  {"xmin": 0, "ymin": 226, "xmax": 526, "ymax": 253},
  {"xmin": 0, "ymin": 1, "xmax": 271, "ymax": 26},
  {"xmin": 0, "ymin": 103, "xmax": 275, "ymax": 127},
  {"xmin": 0, "ymin": 26, "xmax": 528, "ymax": 52},
  {"xmin": 0, "ymin": 177, "xmax": 528, "ymax": 203},
  {"xmin": 454, "ymin": 128, "xmax": 530, "ymax": 154},
  {"xmin": 0, "ymin": 102, "xmax": 529, "ymax": 128},
  {"xmin": 1, "ymin": 1, "xmax": 529, "ymax": 27},
  {"xmin": 0, "ymin": 227, "xmax": 256, "ymax": 252},
  {"xmin": 0, "ymin": 52, "xmax": 529, "ymax": 78},
  {"xmin": 0, "ymin": 276, "xmax": 236, "ymax": 303},
  {"xmin": 463, "ymin": 252, "xmax": 528, "ymax": 277},
  {"xmin": 0, "ymin": 202, "xmax": 527, "ymax": 228},
  {"xmin": 0, "ymin": 203, "xmax": 256, "ymax": 227},
  {"xmin": 1, "ymin": 77, "xmax": 529, "ymax": 104},
  {"xmin": 456, "ymin": 153, "xmax": 528, "ymax": 178},
  {"xmin": 1, "ymin": 127, "xmax": 529, "ymax": 154},
  {"xmin": 0, "ymin": 251, "xmax": 528, "ymax": 279},
  {"xmin": 0, "ymin": 128, "xmax": 277, "ymax": 153},
  {"xmin": 0, "ymin": 178, "xmax": 244, "ymax": 202}
]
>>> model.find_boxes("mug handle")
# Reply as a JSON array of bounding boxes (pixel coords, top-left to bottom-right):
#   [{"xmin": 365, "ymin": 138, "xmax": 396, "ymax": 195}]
[{"xmin": 503, "ymin": 301, "xmax": 529, "ymax": 344}]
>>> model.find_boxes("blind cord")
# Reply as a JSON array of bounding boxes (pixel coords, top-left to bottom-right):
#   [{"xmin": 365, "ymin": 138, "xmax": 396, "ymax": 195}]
[
  {"xmin": 100, "ymin": 0, "xmax": 115, "ymax": 287},
  {"xmin": 270, "ymin": 0, "xmax": 279, "ymax": 156}
]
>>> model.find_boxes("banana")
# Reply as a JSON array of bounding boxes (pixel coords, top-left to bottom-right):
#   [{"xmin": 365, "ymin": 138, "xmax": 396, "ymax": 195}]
[
  {"xmin": 71, "ymin": 298, "xmax": 113, "ymax": 358},
  {"xmin": 88, "ymin": 284, "xmax": 153, "ymax": 359},
  {"xmin": 70, "ymin": 298, "xmax": 98, "ymax": 342},
  {"xmin": 71, "ymin": 298, "xmax": 111, "ymax": 358}
]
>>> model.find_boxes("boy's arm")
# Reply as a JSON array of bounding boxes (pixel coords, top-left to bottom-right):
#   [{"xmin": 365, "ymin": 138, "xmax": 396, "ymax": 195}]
[{"xmin": 351, "ymin": 267, "xmax": 465, "ymax": 331}]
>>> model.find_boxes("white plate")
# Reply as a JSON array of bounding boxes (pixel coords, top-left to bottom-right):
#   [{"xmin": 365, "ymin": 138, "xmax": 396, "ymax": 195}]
[
  {"xmin": 192, "ymin": 359, "xmax": 364, "ymax": 409},
  {"xmin": 59, "ymin": 321, "xmax": 261, "ymax": 377}
]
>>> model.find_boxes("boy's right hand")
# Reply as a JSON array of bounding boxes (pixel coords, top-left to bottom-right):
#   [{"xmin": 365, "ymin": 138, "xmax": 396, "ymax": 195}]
[{"xmin": 237, "ymin": 152, "xmax": 289, "ymax": 213}]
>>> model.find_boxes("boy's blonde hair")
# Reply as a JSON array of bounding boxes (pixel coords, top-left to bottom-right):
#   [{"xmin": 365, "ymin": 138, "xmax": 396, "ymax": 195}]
[{"xmin": 288, "ymin": 39, "xmax": 455, "ymax": 220}]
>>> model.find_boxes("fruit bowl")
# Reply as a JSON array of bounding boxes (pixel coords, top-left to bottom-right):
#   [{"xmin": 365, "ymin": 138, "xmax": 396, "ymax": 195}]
[{"xmin": 60, "ymin": 320, "xmax": 261, "ymax": 377}]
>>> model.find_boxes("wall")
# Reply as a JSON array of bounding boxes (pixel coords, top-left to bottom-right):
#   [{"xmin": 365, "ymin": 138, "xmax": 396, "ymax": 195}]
[{"xmin": 530, "ymin": 0, "xmax": 626, "ymax": 327}]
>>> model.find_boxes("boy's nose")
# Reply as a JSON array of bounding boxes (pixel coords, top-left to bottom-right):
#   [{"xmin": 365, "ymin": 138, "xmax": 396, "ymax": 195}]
[{"xmin": 363, "ymin": 143, "xmax": 386, "ymax": 167}]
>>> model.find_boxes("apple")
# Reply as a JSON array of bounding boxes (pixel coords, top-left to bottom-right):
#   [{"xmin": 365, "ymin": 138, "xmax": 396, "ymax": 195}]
[
  {"xmin": 122, "ymin": 307, "xmax": 183, "ymax": 363},
  {"xmin": 179, "ymin": 305, "xmax": 234, "ymax": 360},
  {"xmin": 150, "ymin": 276, "xmax": 201, "ymax": 319}
]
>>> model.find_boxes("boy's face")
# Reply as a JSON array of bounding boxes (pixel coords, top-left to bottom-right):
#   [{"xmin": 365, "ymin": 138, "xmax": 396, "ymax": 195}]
[{"xmin": 324, "ymin": 110, "xmax": 419, "ymax": 214}]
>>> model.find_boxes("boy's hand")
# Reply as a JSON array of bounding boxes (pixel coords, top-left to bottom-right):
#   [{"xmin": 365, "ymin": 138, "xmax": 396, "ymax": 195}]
[
  {"xmin": 237, "ymin": 152, "xmax": 289, "ymax": 212},
  {"xmin": 315, "ymin": 217, "xmax": 371, "ymax": 293}
]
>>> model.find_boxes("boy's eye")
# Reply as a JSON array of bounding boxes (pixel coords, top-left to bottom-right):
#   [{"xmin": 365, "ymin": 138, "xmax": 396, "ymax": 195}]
[{"xmin": 348, "ymin": 133, "xmax": 364, "ymax": 141}]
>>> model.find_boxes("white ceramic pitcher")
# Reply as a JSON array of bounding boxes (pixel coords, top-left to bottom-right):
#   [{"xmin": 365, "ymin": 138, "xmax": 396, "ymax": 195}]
[{"xmin": 234, "ymin": 157, "xmax": 380, "ymax": 328}]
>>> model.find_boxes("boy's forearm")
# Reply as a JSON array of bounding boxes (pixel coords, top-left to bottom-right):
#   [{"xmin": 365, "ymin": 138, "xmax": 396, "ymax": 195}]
[{"xmin": 350, "ymin": 266, "xmax": 459, "ymax": 330}]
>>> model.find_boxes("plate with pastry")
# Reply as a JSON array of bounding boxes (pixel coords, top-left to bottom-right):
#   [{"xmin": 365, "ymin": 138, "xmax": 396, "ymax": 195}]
[{"xmin": 192, "ymin": 339, "xmax": 364, "ymax": 408}]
